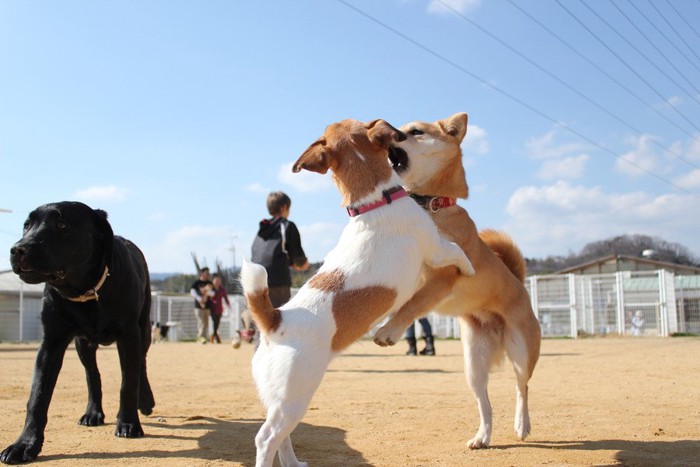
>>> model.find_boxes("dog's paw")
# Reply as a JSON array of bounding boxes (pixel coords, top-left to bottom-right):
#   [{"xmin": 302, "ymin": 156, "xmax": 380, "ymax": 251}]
[
  {"xmin": 514, "ymin": 414, "xmax": 531, "ymax": 441},
  {"xmin": 79, "ymin": 410, "xmax": 105, "ymax": 426},
  {"xmin": 458, "ymin": 256, "xmax": 475, "ymax": 276},
  {"xmin": 0, "ymin": 438, "xmax": 41, "ymax": 464},
  {"xmin": 115, "ymin": 421, "xmax": 144, "ymax": 438},
  {"xmin": 467, "ymin": 432, "xmax": 490, "ymax": 450},
  {"xmin": 373, "ymin": 324, "xmax": 403, "ymax": 347}
]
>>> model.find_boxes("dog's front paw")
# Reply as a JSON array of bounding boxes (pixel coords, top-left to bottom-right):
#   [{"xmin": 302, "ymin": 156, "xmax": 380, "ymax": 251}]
[
  {"xmin": 467, "ymin": 432, "xmax": 490, "ymax": 450},
  {"xmin": 115, "ymin": 420, "xmax": 144, "ymax": 438},
  {"xmin": 0, "ymin": 437, "xmax": 42, "ymax": 464},
  {"xmin": 79, "ymin": 409, "xmax": 105, "ymax": 427},
  {"xmin": 373, "ymin": 324, "xmax": 404, "ymax": 347},
  {"xmin": 458, "ymin": 256, "xmax": 475, "ymax": 276}
]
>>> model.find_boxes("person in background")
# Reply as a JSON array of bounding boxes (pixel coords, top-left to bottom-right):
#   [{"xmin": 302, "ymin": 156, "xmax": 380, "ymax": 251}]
[
  {"xmin": 209, "ymin": 273, "xmax": 230, "ymax": 344},
  {"xmin": 190, "ymin": 267, "xmax": 214, "ymax": 344},
  {"xmin": 251, "ymin": 191, "xmax": 309, "ymax": 308},
  {"xmin": 405, "ymin": 317, "xmax": 436, "ymax": 356},
  {"xmin": 630, "ymin": 309, "xmax": 645, "ymax": 336}
]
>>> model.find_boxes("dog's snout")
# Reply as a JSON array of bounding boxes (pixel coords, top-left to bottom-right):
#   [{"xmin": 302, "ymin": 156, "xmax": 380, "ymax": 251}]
[{"xmin": 10, "ymin": 245, "xmax": 27, "ymax": 257}]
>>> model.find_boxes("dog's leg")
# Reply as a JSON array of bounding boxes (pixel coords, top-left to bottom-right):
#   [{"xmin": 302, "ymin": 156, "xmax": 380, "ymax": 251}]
[
  {"xmin": 256, "ymin": 401, "xmax": 311, "ymax": 467},
  {"xmin": 504, "ymin": 326, "xmax": 531, "ymax": 441},
  {"xmin": 114, "ymin": 326, "xmax": 145, "ymax": 438},
  {"xmin": 504, "ymin": 316, "xmax": 540, "ymax": 441},
  {"xmin": 0, "ymin": 335, "xmax": 71, "ymax": 464},
  {"xmin": 428, "ymin": 237, "xmax": 475, "ymax": 276},
  {"xmin": 75, "ymin": 337, "xmax": 105, "ymax": 427},
  {"xmin": 278, "ymin": 436, "xmax": 308, "ymax": 467},
  {"xmin": 138, "ymin": 311, "xmax": 155, "ymax": 416},
  {"xmin": 374, "ymin": 267, "xmax": 458, "ymax": 346},
  {"xmin": 460, "ymin": 317, "xmax": 503, "ymax": 449}
]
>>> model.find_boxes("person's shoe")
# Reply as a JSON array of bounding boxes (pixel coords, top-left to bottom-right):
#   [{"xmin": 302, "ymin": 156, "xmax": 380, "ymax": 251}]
[
  {"xmin": 406, "ymin": 337, "xmax": 417, "ymax": 356},
  {"xmin": 419, "ymin": 336, "xmax": 435, "ymax": 356},
  {"xmin": 232, "ymin": 332, "xmax": 242, "ymax": 349}
]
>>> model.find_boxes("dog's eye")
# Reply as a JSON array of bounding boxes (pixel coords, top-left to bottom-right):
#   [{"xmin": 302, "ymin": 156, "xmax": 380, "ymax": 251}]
[
  {"xmin": 23, "ymin": 220, "xmax": 31, "ymax": 231},
  {"xmin": 409, "ymin": 129, "xmax": 423, "ymax": 136},
  {"xmin": 57, "ymin": 221, "xmax": 67, "ymax": 230}
]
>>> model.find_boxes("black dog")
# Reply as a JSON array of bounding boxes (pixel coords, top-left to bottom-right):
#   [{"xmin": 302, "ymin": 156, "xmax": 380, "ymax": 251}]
[{"xmin": 1, "ymin": 202, "xmax": 155, "ymax": 464}]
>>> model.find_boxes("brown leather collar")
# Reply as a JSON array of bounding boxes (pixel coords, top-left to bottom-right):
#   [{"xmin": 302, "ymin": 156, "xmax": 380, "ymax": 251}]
[{"xmin": 64, "ymin": 266, "xmax": 110, "ymax": 303}]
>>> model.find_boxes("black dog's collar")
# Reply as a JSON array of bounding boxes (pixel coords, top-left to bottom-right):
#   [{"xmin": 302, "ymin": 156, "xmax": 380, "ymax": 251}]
[
  {"xmin": 63, "ymin": 266, "xmax": 110, "ymax": 303},
  {"xmin": 409, "ymin": 194, "xmax": 457, "ymax": 213}
]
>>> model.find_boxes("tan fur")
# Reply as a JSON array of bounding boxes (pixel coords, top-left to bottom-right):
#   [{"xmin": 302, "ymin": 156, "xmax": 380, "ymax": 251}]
[
  {"xmin": 331, "ymin": 286, "xmax": 398, "ymax": 352},
  {"xmin": 308, "ymin": 269, "xmax": 346, "ymax": 293},
  {"xmin": 377, "ymin": 113, "xmax": 541, "ymax": 446},
  {"xmin": 246, "ymin": 289, "xmax": 282, "ymax": 334},
  {"xmin": 294, "ymin": 119, "xmax": 399, "ymax": 206}
]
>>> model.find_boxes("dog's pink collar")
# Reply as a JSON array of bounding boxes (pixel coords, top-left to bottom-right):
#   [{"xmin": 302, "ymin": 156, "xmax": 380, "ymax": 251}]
[
  {"xmin": 346, "ymin": 186, "xmax": 408, "ymax": 217},
  {"xmin": 65, "ymin": 266, "xmax": 110, "ymax": 303}
]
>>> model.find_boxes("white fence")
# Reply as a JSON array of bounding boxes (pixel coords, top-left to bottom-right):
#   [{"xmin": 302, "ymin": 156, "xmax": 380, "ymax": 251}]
[{"xmin": 2, "ymin": 269, "xmax": 699, "ymax": 341}]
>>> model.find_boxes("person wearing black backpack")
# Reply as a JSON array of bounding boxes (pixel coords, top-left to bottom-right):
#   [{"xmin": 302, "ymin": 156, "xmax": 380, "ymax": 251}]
[{"xmin": 251, "ymin": 191, "xmax": 309, "ymax": 308}]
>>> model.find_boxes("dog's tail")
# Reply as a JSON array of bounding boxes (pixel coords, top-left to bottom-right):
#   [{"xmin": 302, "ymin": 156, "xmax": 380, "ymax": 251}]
[
  {"xmin": 240, "ymin": 258, "xmax": 282, "ymax": 334},
  {"xmin": 479, "ymin": 229, "xmax": 527, "ymax": 283}
]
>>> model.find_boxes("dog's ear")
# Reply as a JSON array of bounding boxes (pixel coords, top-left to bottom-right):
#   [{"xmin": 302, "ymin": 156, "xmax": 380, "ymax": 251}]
[
  {"xmin": 293, "ymin": 138, "xmax": 331, "ymax": 174},
  {"xmin": 93, "ymin": 208, "xmax": 115, "ymax": 267},
  {"xmin": 437, "ymin": 113, "xmax": 468, "ymax": 141},
  {"xmin": 366, "ymin": 120, "xmax": 406, "ymax": 149}
]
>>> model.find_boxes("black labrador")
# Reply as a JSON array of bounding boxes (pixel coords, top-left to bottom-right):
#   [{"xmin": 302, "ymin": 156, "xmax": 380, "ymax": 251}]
[{"xmin": 1, "ymin": 201, "xmax": 155, "ymax": 464}]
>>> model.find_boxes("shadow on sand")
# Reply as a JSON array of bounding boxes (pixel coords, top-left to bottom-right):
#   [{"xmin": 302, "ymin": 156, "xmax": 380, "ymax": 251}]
[{"xmin": 35, "ymin": 416, "xmax": 368, "ymax": 466}]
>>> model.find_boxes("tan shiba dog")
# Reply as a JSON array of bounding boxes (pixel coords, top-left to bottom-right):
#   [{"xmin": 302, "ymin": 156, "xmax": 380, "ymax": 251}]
[{"xmin": 373, "ymin": 112, "xmax": 541, "ymax": 449}]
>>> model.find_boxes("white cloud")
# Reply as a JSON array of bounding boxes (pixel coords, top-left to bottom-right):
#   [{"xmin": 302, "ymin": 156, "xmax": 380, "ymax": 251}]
[
  {"xmin": 674, "ymin": 169, "xmax": 700, "ymax": 189},
  {"xmin": 73, "ymin": 185, "xmax": 129, "ymax": 203},
  {"xmin": 616, "ymin": 134, "xmax": 660, "ymax": 176},
  {"xmin": 247, "ymin": 182, "xmax": 268, "ymax": 193},
  {"xmin": 427, "ymin": 0, "xmax": 481, "ymax": 15},
  {"xmin": 277, "ymin": 161, "xmax": 333, "ymax": 193},
  {"xmin": 536, "ymin": 154, "xmax": 589, "ymax": 180},
  {"xmin": 463, "ymin": 124, "xmax": 490, "ymax": 155},
  {"xmin": 526, "ymin": 130, "xmax": 588, "ymax": 159},
  {"xmin": 505, "ymin": 181, "xmax": 699, "ymax": 258}
]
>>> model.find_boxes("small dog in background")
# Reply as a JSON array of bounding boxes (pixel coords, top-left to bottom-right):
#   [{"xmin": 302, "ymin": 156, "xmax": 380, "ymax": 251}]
[{"xmin": 151, "ymin": 322, "xmax": 170, "ymax": 343}]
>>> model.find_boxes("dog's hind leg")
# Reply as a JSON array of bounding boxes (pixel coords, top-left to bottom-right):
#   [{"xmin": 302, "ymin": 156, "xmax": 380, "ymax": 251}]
[
  {"xmin": 75, "ymin": 337, "xmax": 105, "ymax": 426},
  {"xmin": 256, "ymin": 400, "xmax": 311, "ymax": 467},
  {"xmin": 504, "ymin": 315, "xmax": 540, "ymax": 441},
  {"xmin": 138, "ymin": 311, "xmax": 155, "ymax": 416},
  {"xmin": 460, "ymin": 316, "xmax": 504, "ymax": 449},
  {"xmin": 278, "ymin": 436, "xmax": 308, "ymax": 467}
]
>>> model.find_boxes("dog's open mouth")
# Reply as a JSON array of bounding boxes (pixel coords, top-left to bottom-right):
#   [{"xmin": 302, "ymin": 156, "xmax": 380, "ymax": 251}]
[{"xmin": 388, "ymin": 146, "xmax": 409, "ymax": 174}]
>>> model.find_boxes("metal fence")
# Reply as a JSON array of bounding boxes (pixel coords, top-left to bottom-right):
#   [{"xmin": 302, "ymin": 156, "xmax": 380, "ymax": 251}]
[{"xmin": 2, "ymin": 269, "xmax": 699, "ymax": 342}]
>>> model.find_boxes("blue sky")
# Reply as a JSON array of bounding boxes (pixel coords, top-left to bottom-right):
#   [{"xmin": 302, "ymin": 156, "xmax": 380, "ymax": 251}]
[{"xmin": 2, "ymin": 0, "xmax": 700, "ymax": 274}]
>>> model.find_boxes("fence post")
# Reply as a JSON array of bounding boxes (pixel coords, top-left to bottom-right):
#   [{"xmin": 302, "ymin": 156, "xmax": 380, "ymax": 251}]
[
  {"xmin": 529, "ymin": 276, "xmax": 539, "ymax": 320},
  {"xmin": 658, "ymin": 270, "xmax": 668, "ymax": 337},
  {"xmin": 615, "ymin": 272, "xmax": 625, "ymax": 335},
  {"xmin": 568, "ymin": 274, "xmax": 577, "ymax": 338}
]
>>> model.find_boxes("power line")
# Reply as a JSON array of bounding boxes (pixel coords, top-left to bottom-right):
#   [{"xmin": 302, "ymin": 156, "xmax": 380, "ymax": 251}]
[
  {"xmin": 507, "ymin": 0, "xmax": 700, "ymax": 144},
  {"xmin": 556, "ymin": 0, "xmax": 700, "ymax": 135},
  {"xmin": 434, "ymin": 0, "xmax": 700, "ymax": 170},
  {"xmin": 334, "ymin": 0, "xmax": 696, "ymax": 195},
  {"xmin": 664, "ymin": 0, "xmax": 700, "ymax": 44},
  {"xmin": 609, "ymin": 1, "xmax": 700, "ymax": 103},
  {"xmin": 645, "ymin": 0, "xmax": 700, "ymax": 66},
  {"xmin": 624, "ymin": 0, "xmax": 700, "ymax": 74}
]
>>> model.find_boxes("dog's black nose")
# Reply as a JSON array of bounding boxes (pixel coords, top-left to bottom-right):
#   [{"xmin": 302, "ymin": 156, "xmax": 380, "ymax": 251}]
[{"xmin": 10, "ymin": 245, "xmax": 26, "ymax": 257}]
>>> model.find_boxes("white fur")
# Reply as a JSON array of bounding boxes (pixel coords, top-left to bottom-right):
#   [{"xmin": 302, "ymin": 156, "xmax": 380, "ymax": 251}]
[{"xmin": 242, "ymin": 170, "xmax": 474, "ymax": 467}]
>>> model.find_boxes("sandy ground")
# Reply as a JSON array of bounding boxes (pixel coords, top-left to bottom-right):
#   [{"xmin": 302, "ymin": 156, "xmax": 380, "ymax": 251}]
[{"xmin": 0, "ymin": 337, "xmax": 698, "ymax": 466}]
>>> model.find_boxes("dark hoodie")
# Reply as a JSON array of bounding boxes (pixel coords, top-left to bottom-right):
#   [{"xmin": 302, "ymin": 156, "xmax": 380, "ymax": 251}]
[{"xmin": 251, "ymin": 217, "xmax": 307, "ymax": 287}]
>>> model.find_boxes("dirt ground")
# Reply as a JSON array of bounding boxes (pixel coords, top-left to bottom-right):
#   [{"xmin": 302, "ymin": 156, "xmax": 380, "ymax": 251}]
[{"xmin": 0, "ymin": 337, "xmax": 698, "ymax": 467}]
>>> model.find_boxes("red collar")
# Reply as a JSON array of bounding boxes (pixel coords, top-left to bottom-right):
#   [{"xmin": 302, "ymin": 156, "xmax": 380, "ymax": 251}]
[
  {"xmin": 409, "ymin": 194, "xmax": 457, "ymax": 213},
  {"xmin": 346, "ymin": 186, "xmax": 408, "ymax": 217}
]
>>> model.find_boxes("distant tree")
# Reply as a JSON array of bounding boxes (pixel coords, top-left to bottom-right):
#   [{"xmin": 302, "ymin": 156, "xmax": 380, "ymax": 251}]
[{"xmin": 525, "ymin": 234, "xmax": 700, "ymax": 275}]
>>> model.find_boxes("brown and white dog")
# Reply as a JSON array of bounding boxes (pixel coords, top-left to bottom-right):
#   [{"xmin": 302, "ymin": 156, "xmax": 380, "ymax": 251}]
[
  {"xmin": 240, "ymin": 119, "xmax": 474, "ymax": 467},
  {"xmin": 374, "ymin": 112, "xmax": 541, "ymax": 449}
]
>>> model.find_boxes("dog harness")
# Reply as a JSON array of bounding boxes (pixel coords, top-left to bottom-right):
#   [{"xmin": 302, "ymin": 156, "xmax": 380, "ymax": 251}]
[
  {"xmin": 346, "ymin": 186, "xmax": 408, "ymax": 217},
  {"xmin": 409, "ymin": 194, "xmax": 457, "ymax": 213},
  {"xmin": 64, "ymin": 266, "xmax": 110, "ymax": 303}
]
